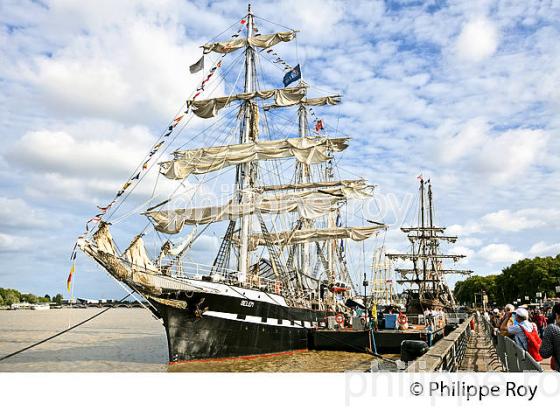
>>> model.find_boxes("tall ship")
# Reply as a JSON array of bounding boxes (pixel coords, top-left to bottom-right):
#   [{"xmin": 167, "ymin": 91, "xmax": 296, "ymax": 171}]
[
  {"xmin": 386, "ymin": 178, "xmax": 473, "ymax": 313},
  {"xmin": 76, "ymin": 6, "xmax": 385, "ymax": 362}
]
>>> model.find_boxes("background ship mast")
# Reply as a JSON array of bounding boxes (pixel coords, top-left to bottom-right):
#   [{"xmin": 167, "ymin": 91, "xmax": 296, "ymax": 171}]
[{"xmin": 386, "ymin": 178, "xmax": 472, "ymax": 312}]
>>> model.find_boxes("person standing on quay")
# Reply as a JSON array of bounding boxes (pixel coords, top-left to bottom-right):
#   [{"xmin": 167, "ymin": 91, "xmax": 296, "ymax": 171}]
[{"xmin": 540, "ymin": 303, "xmax": 560, "ymax": 372}]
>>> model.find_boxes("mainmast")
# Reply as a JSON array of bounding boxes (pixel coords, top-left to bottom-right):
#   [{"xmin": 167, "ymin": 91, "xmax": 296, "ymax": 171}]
[
  {"xmin": 297, "ymin": 104, "xmax": 310, "ymax": 279},
  {"xmin": 237, "ymin": 5, "xmax": 256, "ymax": 281}
]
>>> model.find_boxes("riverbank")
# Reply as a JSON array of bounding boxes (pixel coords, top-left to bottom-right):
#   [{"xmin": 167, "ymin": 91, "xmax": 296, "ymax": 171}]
[{"xmin": 0, "ymin": 309, "xmax": 394, "ymax": 372}]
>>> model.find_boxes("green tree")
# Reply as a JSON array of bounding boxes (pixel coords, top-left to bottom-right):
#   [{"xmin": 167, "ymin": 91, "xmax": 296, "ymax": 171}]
[
  {"xmin": 454, "ymin": 254, "xmax": 560, "ymax": 306},
  {"xmin": 4, "ymin": 291, "xmax": 19, "ymax": 306},
  {"xmin": 52, "ymin": 293, "xmax": 63, "ymax": 305},
  {"xmin": 21, "ymin": 293, "xmax": 38, "ymax": 304},
  {"xmin": 0, "ymin": 294, "xmax": 4, "ymax": 306}
]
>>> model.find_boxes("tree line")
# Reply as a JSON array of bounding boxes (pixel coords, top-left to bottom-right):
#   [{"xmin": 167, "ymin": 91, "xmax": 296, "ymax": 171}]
[
  {"xmin": 453, "ymin": 254, "xmax": 560, "ymax": 306},
  {"xmin": 0, "ymin": 288, "xmax": 64, "ymax": 306}
]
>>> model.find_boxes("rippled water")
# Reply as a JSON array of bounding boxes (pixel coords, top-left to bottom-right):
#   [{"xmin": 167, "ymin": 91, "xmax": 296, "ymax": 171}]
[{"xmin": 0, "ymin": 309, "xmax": 396, "ymax": 372}]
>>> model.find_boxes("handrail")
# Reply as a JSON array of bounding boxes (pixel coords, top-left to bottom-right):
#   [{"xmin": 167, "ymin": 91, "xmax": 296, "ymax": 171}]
[{"xmin": 406, "ymin": 314, "xmax": 474, "ymax": 372}]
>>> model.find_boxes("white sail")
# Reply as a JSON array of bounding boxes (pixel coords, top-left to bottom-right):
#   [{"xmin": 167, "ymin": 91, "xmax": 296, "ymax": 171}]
[
  {"xmin": 245, "ymin": 225, "xmax": 386, "ymax": 250},
  {"xmin": 264, "ymin": 95, "xmax": 341, "ymax": 110},
  {"xmin": 188, "ymin": 86, "xmax": 306, "ymax": 118},
  {"xmin": 145, "ymin": 190, "xmax": 350, "ymax": 234},
  {"xmin": 160, "ymin": 136, "xmax": 350, "ymax": 180},
  {"xmin": 202, "ymin": 31, "xmax": 296, "ymax": 54}
]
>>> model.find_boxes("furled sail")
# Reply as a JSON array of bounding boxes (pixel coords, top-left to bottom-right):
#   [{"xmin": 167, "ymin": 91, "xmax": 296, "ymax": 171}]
[
  {"xmin": 93, "ymin": 221, "xmax": 117, "ymax": 256},
  {"xmin": 160, "ymin": 136, "xmax": 350, "ymax": 180},
  {"xmin": 203, "ymin": 31, "xmax": 296, "ymax": 54},
  {"xmin": 259, "ymin": 179, "xmax": 369, "ymax": 192},
  {"xmin": 188, "ymin": 86, "xmax": 306, "ymax": 118},
  {"xmin": 123, "ymin": 235, "xmax": 158, "ymax": 273},
  {"xmin": 145, "ymin": 190, "xmax": 348, "ymax": 234},
  {"xmin": 264, "ymin": 95, "xmax": 341, "ymax": 110},
  {"xmin": 245, "ymin": 225, "xmax": 386, "ymax": 251}
]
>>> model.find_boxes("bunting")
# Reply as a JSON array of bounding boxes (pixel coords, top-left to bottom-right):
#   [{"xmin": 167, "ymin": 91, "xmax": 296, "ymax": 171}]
[{"xmin": 70, "ymin": 19, "xmax": 249, "ymax": 290}]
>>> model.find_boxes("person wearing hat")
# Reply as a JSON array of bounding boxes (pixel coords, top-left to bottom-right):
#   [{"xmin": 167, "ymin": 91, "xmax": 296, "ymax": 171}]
[
  {"xmin": 499, "ymin": 304, "xmax": 515, "ymax": 336},
  {"xmin": 507, "ymin": 307, "xmax": 537, "ymax": 351}
]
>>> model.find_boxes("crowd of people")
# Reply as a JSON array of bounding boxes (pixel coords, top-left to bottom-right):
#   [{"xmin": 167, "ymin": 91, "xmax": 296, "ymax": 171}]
[{"xmin": 486, "ymin": 302, "xmax": 560, "ymax": 371}]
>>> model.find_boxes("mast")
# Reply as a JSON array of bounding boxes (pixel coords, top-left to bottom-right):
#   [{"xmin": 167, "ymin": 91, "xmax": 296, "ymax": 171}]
[
  {"xmin": 237, "ymin": 4, "xmax": 256, "ymax": 281},
  {"xmin": 298, "ymin": 104, "xmax": 310, "ymax": 279},
  {"xmin": 419, "ymin": 178, "xmax": 427, "ymax": 295},
  {"xmin": 386, "ymin": 179, "xmax": 472, "ymax": 312}
]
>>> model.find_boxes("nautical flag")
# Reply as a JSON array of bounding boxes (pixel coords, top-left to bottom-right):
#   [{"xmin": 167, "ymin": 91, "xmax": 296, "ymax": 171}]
[
  {"xmin": 189, "ymin": 56, "xmax": 204, "ymax": 74},
  {"xmin": 315, "ymin": 119, "xmax": 324, "ymax": 132},
  {"xmin": 417, "ymin": 174, "xmax": 423, "ymax": 181},
  {"xmin": 282, "ymin": 64, "xmax": 301, "ymax": 87},
  {"xmin": 131, "ymin": 172, "xmax": 140, "ymax": 181},
  {"xmin": 67, "ymin": 263, "xmax": 75, "ymax": 293},
  {"xmin": 240, "ymin": 19, "xmax": 247, "ymax": 25},
  {"xmin": 142, "ymin": 161, "xmax": 150, "ymax": 170}
]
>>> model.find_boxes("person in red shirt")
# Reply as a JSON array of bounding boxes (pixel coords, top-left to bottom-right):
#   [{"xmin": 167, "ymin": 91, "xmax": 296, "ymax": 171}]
[{"xmin": 534, "ymin": 309, "xmax": 548, "ymax": 338}]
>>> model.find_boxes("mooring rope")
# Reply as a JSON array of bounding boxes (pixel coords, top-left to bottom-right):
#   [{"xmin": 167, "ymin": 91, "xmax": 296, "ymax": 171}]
[{"xmin": 0, "ymin": 291, "xmax": 135, "ymax": 362}]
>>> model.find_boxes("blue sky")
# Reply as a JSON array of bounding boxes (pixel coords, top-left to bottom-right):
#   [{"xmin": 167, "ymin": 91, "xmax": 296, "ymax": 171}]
[{"xmin": 0, "ymin": 0, "xmax": 559, "ymax": 299}]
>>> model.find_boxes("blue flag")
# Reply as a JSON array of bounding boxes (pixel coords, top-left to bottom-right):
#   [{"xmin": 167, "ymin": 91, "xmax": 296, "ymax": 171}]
[{"xmin": 283, "ymin": 64, "xmax": 301, "ymax": 87}]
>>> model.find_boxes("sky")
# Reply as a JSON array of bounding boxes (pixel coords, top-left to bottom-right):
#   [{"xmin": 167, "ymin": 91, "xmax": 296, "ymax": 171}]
[{"xmin": 0, "ymin": 0, "xmax": 559, "ymax": 299}]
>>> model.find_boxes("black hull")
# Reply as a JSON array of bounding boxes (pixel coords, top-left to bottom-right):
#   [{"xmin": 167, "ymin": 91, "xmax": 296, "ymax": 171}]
[{"xmin": 149, "ymin": 290, "xmax": 328, "ymax": 362}]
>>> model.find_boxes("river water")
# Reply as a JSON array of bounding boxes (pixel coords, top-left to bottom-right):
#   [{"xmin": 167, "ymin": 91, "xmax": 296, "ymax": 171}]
[{"xmin": 0, "ymin": 309, "xmax": 397, "ymax": 372}]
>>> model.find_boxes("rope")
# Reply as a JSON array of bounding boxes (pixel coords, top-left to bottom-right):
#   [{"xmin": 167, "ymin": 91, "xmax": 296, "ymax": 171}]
[{"xmin": 0, "ymin": 291, "xmax": 135, "ymax": 362}]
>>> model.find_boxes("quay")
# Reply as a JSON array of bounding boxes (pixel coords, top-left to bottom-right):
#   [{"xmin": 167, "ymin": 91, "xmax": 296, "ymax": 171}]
[{"xmin": 406, "ymin": 315, "xmax": 551, "ymax": 372}]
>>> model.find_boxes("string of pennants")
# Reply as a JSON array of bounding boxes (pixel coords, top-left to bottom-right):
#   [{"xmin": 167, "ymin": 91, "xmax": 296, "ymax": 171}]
[{"xmin": 67, "ymin": 19, "xmax": 251, "ymax": 292}]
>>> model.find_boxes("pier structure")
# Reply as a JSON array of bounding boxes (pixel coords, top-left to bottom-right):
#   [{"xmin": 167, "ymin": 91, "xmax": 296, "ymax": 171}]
[{"xmin": 458, "ymin": 318, "xmax": 503, "ymax": 372}]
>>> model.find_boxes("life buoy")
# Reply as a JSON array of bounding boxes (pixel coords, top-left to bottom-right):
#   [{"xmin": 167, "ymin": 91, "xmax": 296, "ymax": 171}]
[
  {"xmin": 331, "ymin": 286, "xmax": 349, "ymax": 293},
  {"xmin": 398, "ymin": 313, "xmax": 408, "ymax": 326},
  {"xmin": 335, "ymin": 313, "xmax": 345, "ymax": 325}
]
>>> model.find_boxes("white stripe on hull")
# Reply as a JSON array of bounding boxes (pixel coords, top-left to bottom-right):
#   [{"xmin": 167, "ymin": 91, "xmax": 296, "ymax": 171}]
[{"xmin": 202, "ymin": 310, "xmax": 316, "ymax": 329}]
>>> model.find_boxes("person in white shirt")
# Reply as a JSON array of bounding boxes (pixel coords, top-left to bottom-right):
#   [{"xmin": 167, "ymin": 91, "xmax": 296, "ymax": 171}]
[{"xmin": 507, "ymin": 307, "xmax": 537, "ymax": 351}]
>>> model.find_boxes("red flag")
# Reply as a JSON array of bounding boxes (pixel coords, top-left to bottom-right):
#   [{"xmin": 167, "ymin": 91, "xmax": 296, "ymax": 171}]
[
  {"xmin": 417, "ymin": 174, "xmax": 423, "ymax": 181},
  {"xmin": 240, "ymin": 19, "xmax": 246, "ymax": 25},
  {"xmin": 315, "ymin": 119, "xmax": 324, "ymax": 132}
]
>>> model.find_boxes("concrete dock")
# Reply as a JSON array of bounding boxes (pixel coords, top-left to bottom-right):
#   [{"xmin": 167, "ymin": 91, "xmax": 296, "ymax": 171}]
[{"xmin": 459, "ymin": 320, "xmax": 503, "ymax": 372}]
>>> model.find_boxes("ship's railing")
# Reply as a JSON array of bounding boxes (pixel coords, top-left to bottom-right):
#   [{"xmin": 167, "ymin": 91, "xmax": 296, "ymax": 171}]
[
  {"xmin": 406, "ymin": 314, "xmax": 474, "ymax": 372},
  {"xmin": 162, "ymin": 260, "xmax": 282, "ymax": 293},
  {"xmin": 480, "ymin": 316, "xmax": 543, "ymax": 372}
]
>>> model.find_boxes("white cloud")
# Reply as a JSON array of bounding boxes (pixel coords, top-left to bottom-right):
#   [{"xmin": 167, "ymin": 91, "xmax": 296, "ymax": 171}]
[
  {"xmin": 474, "ymin": 128, "xmax": 549, "ymax": 183},
  {"xmin": 437, "ymin": 118, "xmax": 488, "ymax": 164},
  {"xmin": 8, "ymin": 123, "xmax": 154, "ymax": 179},
  {"xmin": 0, "ymin": 197, "xmax": 52, "ymax": 230},
  {"xmin": 448, "ymin": 207, "xmax": 560, "ymax": 238},
  {"xmin": 481, "ymin": 209, "xmax": 537, "ymax": 232},
  {"xmin": 529, "ymin": 241, "xmax": 560, "ymax": 256},
  {"xmin": 455, "ymin": 18, "xmax": 499, "ymax": 62},
  {"xmin": 478, "ymin": 243, "xmax": 523, "ymax": 264},
  {"xmin": 0, "ymin": 233, "xmax": 33, "ymax": 253}
]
